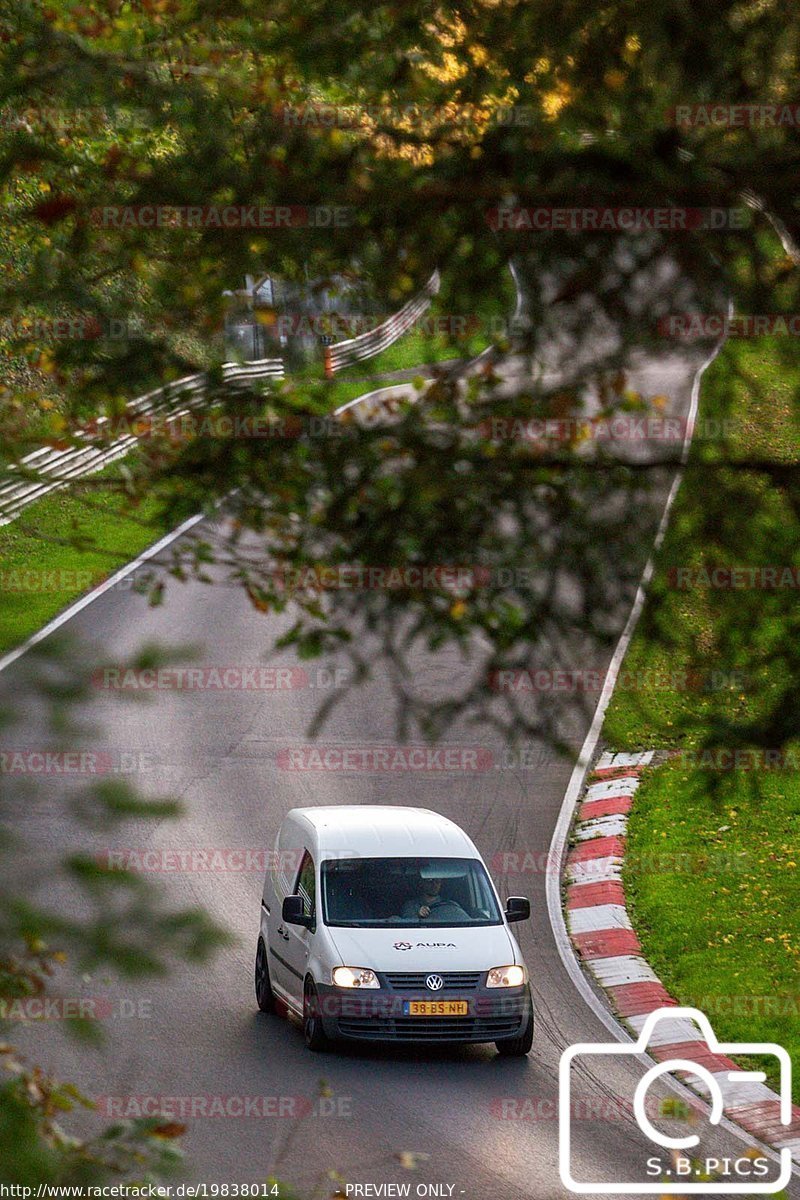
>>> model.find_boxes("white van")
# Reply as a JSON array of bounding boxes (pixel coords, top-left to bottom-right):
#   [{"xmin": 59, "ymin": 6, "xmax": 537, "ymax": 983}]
[{"xmin": 255, "ymin": 805, "xmax": 533, "ymax": 1054}]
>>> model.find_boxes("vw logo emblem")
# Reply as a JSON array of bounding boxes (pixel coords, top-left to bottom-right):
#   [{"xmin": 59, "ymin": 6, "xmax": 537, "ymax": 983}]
[{"xmin": 426, "ymin": 973, "xmax": 444, "ymax": 991}]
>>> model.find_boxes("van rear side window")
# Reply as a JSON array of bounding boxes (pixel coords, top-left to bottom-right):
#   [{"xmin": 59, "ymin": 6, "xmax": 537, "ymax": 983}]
[{"xmin": 321, "ymin": 857, "xmax": 502, "ymax": 927}]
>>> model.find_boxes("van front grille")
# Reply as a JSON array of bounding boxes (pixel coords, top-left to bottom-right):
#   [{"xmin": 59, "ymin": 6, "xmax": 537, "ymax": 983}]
[{"xmin": 384, "ymin": 972, "xmax": 482, "ymax": 992}]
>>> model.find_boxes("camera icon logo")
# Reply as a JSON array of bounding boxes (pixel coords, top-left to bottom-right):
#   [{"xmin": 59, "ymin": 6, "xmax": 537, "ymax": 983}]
[{"xmin": 559, "ymin": 1006, "xmax": 793, "ymax": 1194}]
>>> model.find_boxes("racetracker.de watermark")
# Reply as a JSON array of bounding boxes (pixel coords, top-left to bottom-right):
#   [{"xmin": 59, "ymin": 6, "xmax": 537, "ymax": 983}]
[
  {"xmin": 673, "ymin": 748, "xmax": 800, "ymax": 771},
  {"xmin": 0, "ymin": 316, "xmax": 140, "ymax": 341},
  {"xmin": 85, "ymin": 413, "xmax": 346, "ymax": 444},
  {"xmin": 0, "ymin": 996, "xmax": 152, "ymax": 1021},
  {"xmin": 670, "ymin": 103, "xmax": 800, "ymax": 128},
  {"xmin": 276, "ymin": 744, "xmax": 494, "ymax": 772},
  {"xmin": 0, "ymin": 749, "xmax": 155, "ymax": 776},
  {"xmin": 489, "ymin": 668, "xmax": 746, "ymax": 694},
  {"xmin": 493, "ymin": 848, "xmax": 751, "ymax": 875},
  {"xmin": 668, "ymin": 566, "xmax": 800, "ymax": 589},
  {"xmin": 1, "ymin": 568, "xmax": 96, "ymax": 593},
  {"xmin": 684, "ymin": 994, "xmax": 800, "ymax": 1018},
  {"xmin": 91, "ymin": 205, "xmax": 353, "ymax": 228},
  {"xmin": 94, "ymin": 1094, "xmax": 352, "ymax": 1119},
  {"xmin": 92, "ymin": 665, "xmax": 349, "ymax": 691},
  {"xmin": 659, "ymin": 313, "xmax": 800, "ymax": 339},
  {"xmin": 267, "ymin": 564, "xmax": 578, "ymax": 592},
  {"xmin": 485, "ymin": 206, "xmax": 748, "ymax": 232},
  {"xmin": 479, "ymin": 416, "xmax": 736, "ymax": 444}
]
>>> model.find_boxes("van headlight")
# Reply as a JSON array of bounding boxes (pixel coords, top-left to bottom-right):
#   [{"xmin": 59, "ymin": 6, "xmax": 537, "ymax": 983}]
[
  {"xmin": 486, "ymin": 965, "xmax": 527, "ymax": 988},
  {"xmin": 331, "ymin": 966, "xmax": 380, "ymax": 989}
]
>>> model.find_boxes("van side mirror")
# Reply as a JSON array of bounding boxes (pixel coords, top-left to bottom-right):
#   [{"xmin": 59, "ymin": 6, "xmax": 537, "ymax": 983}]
[
  {"xmin": 505, "ymin": 896, "xmax": 530, "ymax": 923},
  {"xmin": 282, "ymin": 895, "xmax": 312, "ymax": 927}
]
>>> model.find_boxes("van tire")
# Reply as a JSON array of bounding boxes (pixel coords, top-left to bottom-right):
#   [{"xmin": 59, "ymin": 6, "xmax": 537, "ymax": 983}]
[
  {"xmin": 303, "ymin": 979, "xmax": 330, "ymax": 1051},
  {"xmin": 495, "ymin": 1008, "xmax": 534, "ymax": 1057},
  {"xmin": 255, "ymin": 937, "xmax": 275, "ymax": 1013}
]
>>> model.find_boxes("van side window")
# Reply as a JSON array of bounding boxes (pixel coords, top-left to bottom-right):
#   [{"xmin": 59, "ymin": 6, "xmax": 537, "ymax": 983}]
[{"xmin": 295, "ymin": 850, "xmax": 317, "ymax": 931}]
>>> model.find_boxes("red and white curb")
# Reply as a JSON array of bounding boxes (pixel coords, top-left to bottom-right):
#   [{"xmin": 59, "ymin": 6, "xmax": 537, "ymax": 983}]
[{"xmin": 565, "ymin": 748, "xmax": 800, "ymax": 1167}]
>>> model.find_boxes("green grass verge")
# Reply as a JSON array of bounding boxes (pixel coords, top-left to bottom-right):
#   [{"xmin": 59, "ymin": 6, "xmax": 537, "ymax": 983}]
[
  {"xmin": 0, "ymin": 472, "xmax": 170, "ymax": 653},
  {"xmin": 625, "ymin": 758, "xmax": 800, "ymax": 1102},
  {"xmin": 603, "ymin": 334, "xmax": 800, "ymax": 1101}
]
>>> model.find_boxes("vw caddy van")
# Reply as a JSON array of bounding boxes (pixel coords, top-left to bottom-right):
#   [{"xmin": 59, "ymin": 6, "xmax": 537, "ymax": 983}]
[{"xmin": 255, "ymin": 805, "xmax": 533, "ymax": 1054}]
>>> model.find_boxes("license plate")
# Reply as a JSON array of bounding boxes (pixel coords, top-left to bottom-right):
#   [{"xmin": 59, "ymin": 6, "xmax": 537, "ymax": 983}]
[{"xmin": 403, "ymin": 1000, "xmax": 469, "ymax": 1017}]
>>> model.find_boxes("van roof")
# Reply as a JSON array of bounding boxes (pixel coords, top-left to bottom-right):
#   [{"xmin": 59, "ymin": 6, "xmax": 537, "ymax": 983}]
[{"xmin": 286, "ymin": 805, "xmax": 480, "ymax": 858}]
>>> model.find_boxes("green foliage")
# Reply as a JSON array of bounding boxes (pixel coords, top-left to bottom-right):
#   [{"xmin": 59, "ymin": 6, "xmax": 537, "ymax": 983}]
[
  {"xmin": 0, "ymin": 1044, "xmax": 186, "ymax": 1186},
  {"xmin": 0, "ymin": 0, "xmax": 799, "ymax": 1189}
]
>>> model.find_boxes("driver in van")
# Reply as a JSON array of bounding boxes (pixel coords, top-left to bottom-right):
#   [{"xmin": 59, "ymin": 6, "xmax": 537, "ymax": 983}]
[{"xmin": 400, "ymin": 874, "xmax": 469, "ymax": 922}]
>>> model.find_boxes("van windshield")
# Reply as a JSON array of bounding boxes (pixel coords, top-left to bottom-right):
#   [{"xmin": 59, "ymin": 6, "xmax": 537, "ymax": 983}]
[{"xmin": 321, "ymin": 856, "xmax": 503, "ymax": 927}]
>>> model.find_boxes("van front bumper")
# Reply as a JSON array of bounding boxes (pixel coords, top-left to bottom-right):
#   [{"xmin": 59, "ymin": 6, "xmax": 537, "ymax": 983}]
[{"xmin": 315, "ymin": 982, "xmax": 532, "ymax": 1044}]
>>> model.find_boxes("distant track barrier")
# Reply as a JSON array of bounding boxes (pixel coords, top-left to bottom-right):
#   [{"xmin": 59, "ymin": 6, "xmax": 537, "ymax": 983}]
[
  {"xmin": 0, "ymin": 355, "xmax": 284, "ymax": 527},
  {"xmin": 323, "ymin": 271, "xmax": 441, "ymax": 378}
]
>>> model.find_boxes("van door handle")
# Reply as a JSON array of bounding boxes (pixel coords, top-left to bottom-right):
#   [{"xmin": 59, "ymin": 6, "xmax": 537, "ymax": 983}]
[{"xmin": 277, "ymin": 925, "xmax": 290, "ymax": 940}]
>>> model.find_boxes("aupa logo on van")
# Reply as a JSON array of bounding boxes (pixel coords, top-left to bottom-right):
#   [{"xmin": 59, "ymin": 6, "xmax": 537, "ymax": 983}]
[{"xmin": 393, "ymin": 941, "xmax": 457, "ymax": 950}]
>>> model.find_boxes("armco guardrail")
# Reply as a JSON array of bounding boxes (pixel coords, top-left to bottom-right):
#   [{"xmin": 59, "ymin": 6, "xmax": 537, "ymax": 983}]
[
  {"xmin": 323, "ymin": 270, "xmax": 441, "ymax": 378},
  {"xmin": 0, "ymin": 355, "xmax": 284, "ymax": 526}
]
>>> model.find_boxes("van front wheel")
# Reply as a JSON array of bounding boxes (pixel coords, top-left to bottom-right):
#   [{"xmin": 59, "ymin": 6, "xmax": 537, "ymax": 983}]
[
  {"xmin": 255, "ymin": 937, "xmax": 275, "ymax": 1014},
  {"xmin": 303, "ymin": 980, "xmax": 330, "ymax": 1052},
  {"xmin": 496, "ymin": 1008, "xmax": 534, "ymax": 1057}
]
